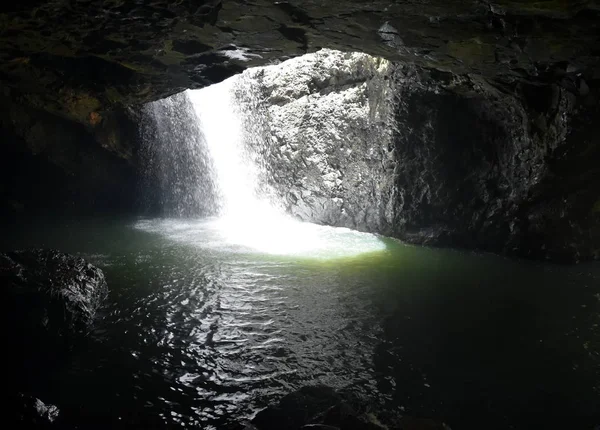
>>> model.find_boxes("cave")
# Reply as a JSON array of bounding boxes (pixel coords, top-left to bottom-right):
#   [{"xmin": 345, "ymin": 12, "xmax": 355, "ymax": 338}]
[{"xmin": 1, "ymin": 2, "xmax": 600, "ymax": 430}]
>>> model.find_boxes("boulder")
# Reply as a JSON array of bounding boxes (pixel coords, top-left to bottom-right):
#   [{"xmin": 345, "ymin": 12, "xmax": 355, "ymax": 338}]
[
  {"xmin": 1, "ymin": 249, "xmax": 107, "ymax": 339},
  {"xmin": 7, "ymin": 393, "xmax": 60, "ymax": 429},
  {"xmin": 247, "ymin": 385, "xmax": 449, "ymax": 430}
]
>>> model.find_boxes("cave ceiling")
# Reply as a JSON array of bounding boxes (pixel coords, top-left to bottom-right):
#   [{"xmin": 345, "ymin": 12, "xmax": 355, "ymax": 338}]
[{"xmin": 1, "ymin": 0, "xmax": 599, "ymax": 123}]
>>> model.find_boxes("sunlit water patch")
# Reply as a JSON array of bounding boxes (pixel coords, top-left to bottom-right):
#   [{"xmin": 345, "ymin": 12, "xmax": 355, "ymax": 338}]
[{"xmin": 134, "ymin": 216, "xmax": 386, "ymax": 259}]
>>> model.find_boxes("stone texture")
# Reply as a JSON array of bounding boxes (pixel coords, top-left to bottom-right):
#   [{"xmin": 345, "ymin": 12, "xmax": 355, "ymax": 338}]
[
  {"xmin": 0, "ymin": 1, "xmax": 598, "ymax": 123},
  {"xmin": 1, "ymin": 249, "xmax": 108, "ymax": 341},
  {"xmin": 236, "ymin": 385, "xmax": 449, "ymax": 430},
  {"xmin": 235, "ymin": 50, "xmax": 396, "ymax": 232},
  {"xmin": 7, "ymin": 393, "xmax": 60, "ymax": 429},
  {"xmin": 1, "ymin": 250, "xmax": 107, "ymax": 425},
  {"xmin": 0, "ymin": 2, "xmax": 599, "ymax": 261},
  {"xmin": 234, "ymin": 50, "xmax": 600, "ymax": 262},
  {"xmin": 389, "ymin": 68, "xmax": 600, "ymax": 262}
]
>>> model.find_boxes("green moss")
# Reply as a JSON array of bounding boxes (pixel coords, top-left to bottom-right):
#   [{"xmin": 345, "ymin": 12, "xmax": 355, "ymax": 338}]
[
  {"xmin": 105, "ymin": 87, "xmax": 123, "ymax": 104},
  {"xmin": 156, "ymin": 40, "xmax": 186, "ymax": 66},
  {"xmin": 495, "ymin": 0, "xmax": 576, "ymax": 17},
  {"xmin": 60, "ymin": 90, "xmax": 102, "ymax": 123},
  {"xmin": 446, "ymin": 38, "xmax": 495, "ymax": 65},
  {"xmin": 592, "ymin": 199, "xmax": 600, "ymax": 214}
]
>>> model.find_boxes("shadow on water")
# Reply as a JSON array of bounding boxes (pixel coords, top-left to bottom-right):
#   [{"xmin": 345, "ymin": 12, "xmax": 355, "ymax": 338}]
[
  {"xmin": 1, "ymin": 216, "xmax": 599, "ymax": 429},
  {"xmin": 368, "ymin": 241, "xmax": 600, "ymax": 429}
]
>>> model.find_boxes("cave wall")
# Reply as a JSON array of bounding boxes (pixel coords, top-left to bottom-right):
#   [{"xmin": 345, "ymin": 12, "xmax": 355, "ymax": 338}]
[
  {"xmin": 389, "ymin": 70, "xmax": 600, "ymax": 262},
  {"xmin": 0, "ymin": 89, "xmax": 139, "ymax": 217},
  {"xmin": 1, "ymin": 0, "xmax": 598, "ymax": 126},
  {"xmin": 237, "ymin": 50, "xmax": 600, "ymax": 262}
]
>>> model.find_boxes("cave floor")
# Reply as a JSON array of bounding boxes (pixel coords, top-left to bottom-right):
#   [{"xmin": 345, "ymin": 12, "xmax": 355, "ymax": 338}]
[{"xmin": 2, "ymin": 215, "xmax": 599, "ymax": 429}]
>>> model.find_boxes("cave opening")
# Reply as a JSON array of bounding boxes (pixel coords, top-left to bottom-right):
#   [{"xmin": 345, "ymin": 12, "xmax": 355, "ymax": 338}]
[
  {"xmin": 1, "ymin": 37, "xmax": 599, "ymax": 430},
  {"xmin": 135, "ymin": 55, "xmax": 387, "ymax": 260}
]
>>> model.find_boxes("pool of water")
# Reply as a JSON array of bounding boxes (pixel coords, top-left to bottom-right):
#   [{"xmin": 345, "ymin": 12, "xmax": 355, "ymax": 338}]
[{"xmin": 2, "ymin": 216, "xmax": 599, "ymax": 429}]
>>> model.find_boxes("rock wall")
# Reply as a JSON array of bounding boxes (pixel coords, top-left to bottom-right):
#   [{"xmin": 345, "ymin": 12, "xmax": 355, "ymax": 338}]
[
  {"xmin": 1, "ymin": 1, "xmax": 598, "ymax": 125},
  {"xmin": 1, "ymin": 1, "xmax": 599, "ymax": 262},
  {"xmin": 389, "ymin": 69, "xmax": 600, "ymax": 262},
  {"xmin": 235, "ymin": 50, "xmax": 396, "ymax": 232},
  {"xmin": 236, "ymin": 50, "xmax": 600, "ymax": 262},
  {"xmin": 0, "ymin": 90, "xmax": 140, "ymax": 217}
]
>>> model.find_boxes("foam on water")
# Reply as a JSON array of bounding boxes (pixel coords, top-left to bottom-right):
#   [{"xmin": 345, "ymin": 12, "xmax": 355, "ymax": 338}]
[{"xmin": 134, "ymin": 217, "xmax": 386, "ymax": 259}]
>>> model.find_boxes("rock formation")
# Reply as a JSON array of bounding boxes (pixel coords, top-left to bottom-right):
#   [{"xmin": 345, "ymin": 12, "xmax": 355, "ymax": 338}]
[
  {"xmin": 7, "ymin": 393, "xmax": 60, "ymax": 429},
  {"xmin": 1, "ymin": 1, "xmax": 598, "ymax": 123},
  {"xmin": 235, "ymin": 385, "xmax": 449, "ymax": 430},
  {"xmin": 0, "ymin": 2, "xmax": 599, "ymax": 261},
  {"xmin": 2, "ymin": 249, "xmax": 108, "ymax": 374},
  {"xmin": 234, "ymin": 50, "xmax": 600, "ymax": 261},
  {"xmin": 234, "ymin": 50, "xmax": 396, "ymax": 233}
]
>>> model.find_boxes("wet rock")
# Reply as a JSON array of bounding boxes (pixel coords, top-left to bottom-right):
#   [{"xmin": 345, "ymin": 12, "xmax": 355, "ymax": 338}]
[
  {"xmin": 0, "ymin": 1, "xmax": 598, "ymax": 123},
  {"xmin": 1, "ymin": 249, "xmax": 108, "ymax": 347},
  {"xmin": 7, "ymin": 393, "xmax": 60, "ymax": 429},
  {"xmin": 251, "ymin": 385, "xmax": 386, "ymax": 430},
  {"xmin": 0, "ymin": 3, "xmax": 598, "ymax": 263},
  {"xmin": 234, "ymin": 50, "xmax": 396, "ymax": 233},
  {"xmin": 248, "ymin": 385, "xmax": 449, "ymax": 430}
]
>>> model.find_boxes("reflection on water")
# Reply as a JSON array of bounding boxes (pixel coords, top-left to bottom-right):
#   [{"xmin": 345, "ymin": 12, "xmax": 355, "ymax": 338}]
[
  {"xmin": 1, "ymin": 216, "xmax": 599, "ymax": 430},
  {"xmin": 133, "ymin": 217, "xmax": 386, "ymax": 259}
]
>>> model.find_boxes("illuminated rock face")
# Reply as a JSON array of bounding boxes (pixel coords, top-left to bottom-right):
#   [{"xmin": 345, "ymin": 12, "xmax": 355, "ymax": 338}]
[
  {"xmin": 236, "ymin": 50, "xmax": 600, "ymax": 262},
  {"xmin": 235, "ymin": 50, "xmax": 396, "ymax": 233}
]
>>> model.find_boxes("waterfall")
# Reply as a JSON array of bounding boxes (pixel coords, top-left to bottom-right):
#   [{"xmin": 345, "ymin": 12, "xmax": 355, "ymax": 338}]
[
  {"xmin": 186, "ymin": 76, "xmax": 280, "ymax": 221},
  {"xmin": 140, "ymin": 92, "xmax": 219, "ymax": 217},
  {"xmin": 137, "ymin": 74, "xmax": 386, "ymax": 258}
]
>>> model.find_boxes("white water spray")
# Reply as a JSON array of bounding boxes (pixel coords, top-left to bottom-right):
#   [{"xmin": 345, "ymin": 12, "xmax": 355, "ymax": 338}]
[
  {"xmin": 137, "ymin": 75, "xmax": 385, "ymax": 258},
  {"xmin": 186, "ymin": 78, "xmax": 276, "ymax": 221}
]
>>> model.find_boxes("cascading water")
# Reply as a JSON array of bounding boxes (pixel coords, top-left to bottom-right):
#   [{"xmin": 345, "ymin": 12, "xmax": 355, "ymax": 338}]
[
  {"xmin": 137, "ymin": 74, "xmax": 385, "ymax": 258},
  {"xmin": 140, "ymin": 93, "xmax": 219, "ymax": 216},
  {"xmin": 187, "ymin": 77, "xmax": 280, "ymax": 221}
]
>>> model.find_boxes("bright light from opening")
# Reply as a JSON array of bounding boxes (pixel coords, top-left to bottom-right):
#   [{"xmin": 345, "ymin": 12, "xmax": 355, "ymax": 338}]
[{"xmin": 135, "ymin": 217, "xmax": 386, "ymax": 259}]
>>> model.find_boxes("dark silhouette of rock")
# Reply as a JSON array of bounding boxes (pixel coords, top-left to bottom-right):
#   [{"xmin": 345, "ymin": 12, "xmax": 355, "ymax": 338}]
[
  {"xmin": 1, "ymin": 249, "xmax": 108, "ymax": 391},
  {"xmin": 246, "ymin": 385, "xmax": 450, "ymax": 430},
  {"xmin": 0, "ymin": 1, "xmax": 598, "ymax": 124},
  {"xmin": 7, "ymin": 393, "xmax": 60, "ymax": 429},
  {"xmin": 1, "ymin": 249, "xmax": 107, "ymax": 339}
]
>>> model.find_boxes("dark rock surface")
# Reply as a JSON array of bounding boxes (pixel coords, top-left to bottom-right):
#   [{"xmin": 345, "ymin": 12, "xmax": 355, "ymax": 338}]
[
  {"xmin": 7, "ymin": 393, "xmax": 60, "ymax": 429},
  {"xmin": 242, "ymin": 385, "xmax": 449, "ymax": 430},
  {"xmin": 389, "ymin": 69, "xmax": 600, "ymax": 262},
  {"xmin": 0, "ymin": 1, "xmax": 598, "ymax": 123},
  {"xmin": 1, "ymin": 249, "xmax": 108, "ymax": 346},
  {"xmin": 391, "ymin": 67, "xmax": 600, "ymax": 262},
  {"xmin": 0, "ymin": 92, "xmax": 140, "ymax": 216}
]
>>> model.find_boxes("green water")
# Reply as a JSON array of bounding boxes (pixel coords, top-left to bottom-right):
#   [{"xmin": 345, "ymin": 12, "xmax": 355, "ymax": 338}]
[{"xmin": 2, "ymin": 216, "xmax": 599, "ymax": 429}]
